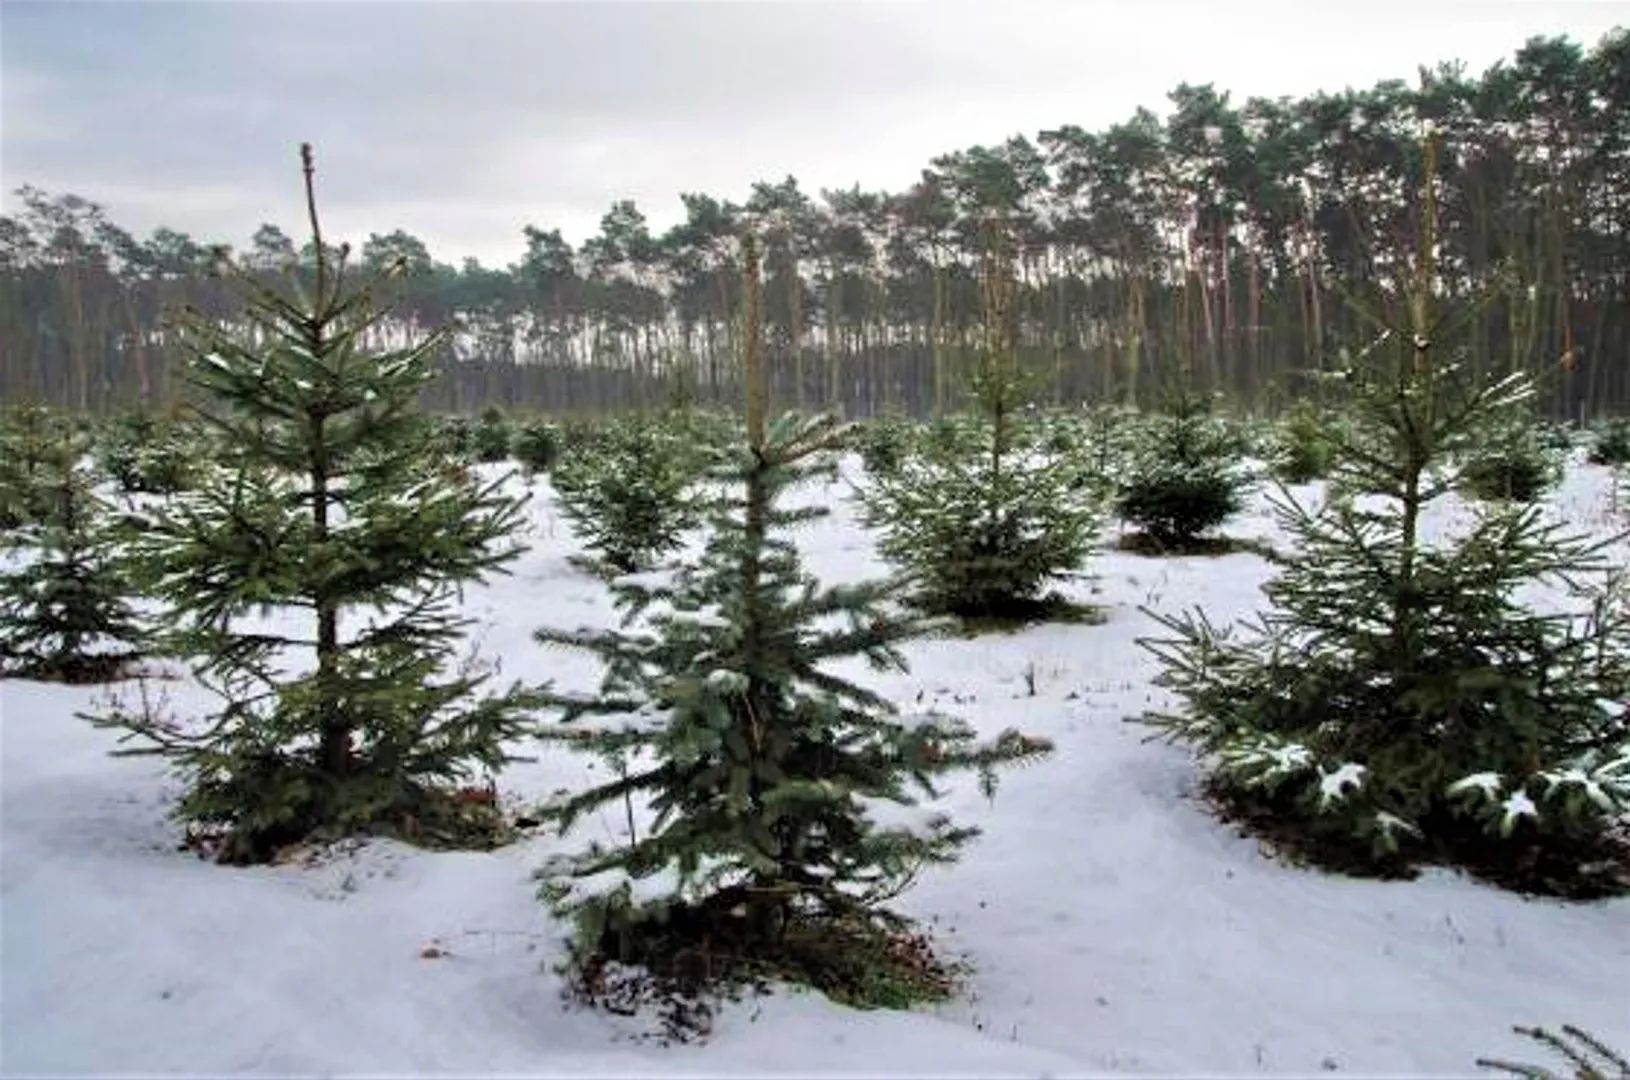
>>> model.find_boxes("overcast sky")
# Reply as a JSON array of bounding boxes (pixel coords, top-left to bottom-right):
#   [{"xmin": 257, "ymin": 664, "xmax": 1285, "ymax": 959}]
[{"xmin": 3, "ymin": 0, "xmax": 1626, "ymax": 266}]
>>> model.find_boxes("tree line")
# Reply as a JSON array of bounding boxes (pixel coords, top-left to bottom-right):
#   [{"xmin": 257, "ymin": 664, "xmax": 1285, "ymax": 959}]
[{"xmin": 2, "ymin": 29, "xmax": 1626, "ymax": 419}]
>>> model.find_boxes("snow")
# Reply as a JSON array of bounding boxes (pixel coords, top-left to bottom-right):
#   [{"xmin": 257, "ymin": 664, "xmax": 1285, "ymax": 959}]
[
  {"xmin": 1540, "ymin": 768, "xmax": 1613, "ymax": 810},
  {"xmin": 1317, "ymin": 762, "xmax": 1367, "ymax": 808},
  {"xmin": 1370, "ymin": 810, "xmax": 1422, "ymax": 842},
  {"xmin": 704, "ymin": 668, "xmax": 750, "ymax": 695},
  {"xmin": 4, "ymin": 454, "xmax": 1629, "ymax": 1075},
  {"xmin": 1449, "ymin": 772, "xmax": 1505, "ymax": 800},
  {"xmin": 1498, "ymin": 791, "xmax": 1538, "ymax": 829}
]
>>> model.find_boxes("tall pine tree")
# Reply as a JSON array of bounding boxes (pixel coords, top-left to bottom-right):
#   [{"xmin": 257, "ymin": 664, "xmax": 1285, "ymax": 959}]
[{"xmin": 98, "ymin": 146, "xmax": 539, "ymax": 862}]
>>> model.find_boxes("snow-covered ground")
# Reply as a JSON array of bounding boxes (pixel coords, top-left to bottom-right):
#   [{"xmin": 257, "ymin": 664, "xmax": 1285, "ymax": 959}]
[{"xmin": 4, "ymin": 455, "xmax": 1628, "ymax": 1076}]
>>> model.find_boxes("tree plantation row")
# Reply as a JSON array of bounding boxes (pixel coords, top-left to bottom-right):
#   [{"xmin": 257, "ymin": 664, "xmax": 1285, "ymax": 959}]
[{"xmin": 4, "ymin": 30, "xmax": 1629, "ymax": 421}]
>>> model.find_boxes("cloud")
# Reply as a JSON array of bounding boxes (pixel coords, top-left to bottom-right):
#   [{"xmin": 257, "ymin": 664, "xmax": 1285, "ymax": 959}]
[{"xmin": 3, "ymin": 0, "xmax": 1624, "ymax": 265}]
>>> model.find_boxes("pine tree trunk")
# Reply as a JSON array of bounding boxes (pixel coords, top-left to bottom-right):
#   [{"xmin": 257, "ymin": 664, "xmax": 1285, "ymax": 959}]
[
  {"xmin": 826, "ymin": 282, "xmax": 839, "ymax": 410},
  {"xmin": 1247, "ymin": 242, "xmax": 1261, "ymax": 407},
  {"xmin": 932, "ymin": 261, "xmax": 946, "ymax": 416},
  {"xmin": 743, "ymin": 235, "xmax": 765, "ymax": 449},
  {"xmin": 739, "ymin": 231, "xmax": 775, "ymax": 905},
  {"xmin": 789, "ymin": 260, "xmax": 804, "ymax": 411},
  {"xmin": 1053, "ymin": 262, "xmax": 1066, "ymax": 405}
]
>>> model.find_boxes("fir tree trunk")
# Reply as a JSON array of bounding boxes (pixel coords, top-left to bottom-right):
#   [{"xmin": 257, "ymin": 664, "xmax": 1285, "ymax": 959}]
[
  {"xmin": 825, "ymin": 268, "xmax": 840, "ymax": 410},
  {"xmin": 1394, "ymin": 442, "xmax": 1424, "ymax": 669},
  {"xmin": 740, "ymin": 231, "xmax": 782, "ymax": 932},
  {"xmin": 311, "ymin": 410, "xmax": 349, "ymax": 776},
  {"xmin": 303, "ymin": 144, "xmax": 350, "ymax": 779},
  {"xmin": 789, "ymin": 260, "xmax": 804, "ymax": 411},
  {"xmin": 932, "ymin": 261, "xmax": 946, "ymax": 416},
  {"xmin": 743, "ymin": 235, "xmax": 765, "ymax": 449}
]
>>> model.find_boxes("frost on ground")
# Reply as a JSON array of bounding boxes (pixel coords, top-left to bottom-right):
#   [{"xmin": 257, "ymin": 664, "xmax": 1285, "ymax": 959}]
[{"xmin": 3, "ymin": 455, "xmax": 1628, "ymax": 1076}]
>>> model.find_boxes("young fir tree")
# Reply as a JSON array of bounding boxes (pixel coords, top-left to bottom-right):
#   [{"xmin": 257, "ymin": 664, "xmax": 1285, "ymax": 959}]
[
  {"xmin": 511, "ymin": 419, "xmax": 562, "ymax": 474},
  {"xmin": 436, "ymin": 414, "xmax": 476, "ymax": 459},
  {"xmin": 1116, "ymin": 387, "xmax": 1251, "ymax": 548},
  {"xmin": 95, "ymin": 410, "xmax": 202, "ymax": 495},
  {"xmin": 1272, "ymin": 400, "xmax": 1339, "ymax": 484},
  {"xmin": 472, "ymin": 406, "xmax": 514, "ymax": 463},
  {"xmin": 0, "ymin": 405, "xmax": 71, "ymax": 530},
  {"xmin": 534, "ymin": 234, "xmax": 1050, "ymax": 1015},
  {"xmin": 1459, "ymin": 411, "xmax": 1561, "ymax": 503},
  {"xmin": 0, "ymin": 434, "xmax": 144, "ymax": 682},
  {"xmin": 857, "ymin": 413, "xmax": 914, "ymax": 479},
  {"xmin": 1140, "ymin": 150, "xmax": 1630, "ymax": 894},
  {"xmin": 1587, "ymin": 419, "xmax": 1630, "ymax": 467},
  {"xmin": 861, "ymin": 226, "xmax": 1099, "ymax": 621},
  {"xmin": 551, "ymin": 415, "xmax": 703, "ymax": 575},
  {"xmin": 1062, "ymin": 403, "xmax": 1140, "ymax": 500},
  {"xmin": 96, "ymin": 146, "xmax": 539, "ymax": 863},
  {"xmin": 1536, "ymin": 419, "xmax": 1576, "ymax": 457}
]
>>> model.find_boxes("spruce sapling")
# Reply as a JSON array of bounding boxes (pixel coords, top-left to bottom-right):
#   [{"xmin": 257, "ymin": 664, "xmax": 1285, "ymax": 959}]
[
  {"xmin": 534, "ymin": 235, "xmax": 1050, "ymax": 1024},
  {"xmin": 94, "ymin": 145, "xmax": 540, "ymax": 862},
  {"xmin": 861, "ymin": 225, "xmax": 1099, "ymax": 621},
  {"xmin": 1139, "ymin": 142, "xmax": 1630, "ymax": 894},
  {"xmin": 857, "ymin": 414, "xmax": 914, "ymax": 478},
  {"xmin": 551, "ymin": 415, "xmax": 704, "ymax": 575},
  {"xmin": 0, "ymin": 434, "xmax": 143, "ymax": 682},
  {"xmin": 1459, "ymin": 412, "xmax": 1560, "ymax": 503},
  {"xmin": 1478, "ymin": 1024, "xmax": 1629, "ymax": 1080},
  {"xmin": 511, "ymin": 419, "xmax": 562, "ymax": 474},
  {"xmin": 1587, "ymin": 420, "xmax": 1630, "ymax": 467},
  {"xmin": 1116, "ymin": 388, "xmax": 1251, "ymax": 549},
  {"xmin": 95, "ymin": 411, "xmax": 201, "ymax": 495},
  {"xmin": 0, "ymin": 405, "xmax": 71, "ymax": 530},
  {"xmin": 473, "ymin": 407, "xmax": 513, "ymax": 463},
  {"xmin": 1272, "ymin": 401, "xmax": 1339, "ymax": 484}
]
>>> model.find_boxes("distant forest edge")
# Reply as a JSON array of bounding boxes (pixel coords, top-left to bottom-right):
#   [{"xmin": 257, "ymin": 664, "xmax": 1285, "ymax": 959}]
[{"xmin": 3, "ymin": 29, "xmax": 1628, "ymax": 419}]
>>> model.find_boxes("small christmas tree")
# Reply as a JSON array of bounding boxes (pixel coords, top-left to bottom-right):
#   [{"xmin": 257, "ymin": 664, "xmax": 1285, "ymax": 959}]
[
  {"xmin": 1116, "ymin": 388, "xmax": 1251, "ymax": 549},
  {"xmin": 472, "ymin": 407, "xmax": 513, "ymax": 463},
  {"xmin": 856, "ymin": 414, "xmax": 914, "ymax": 479},
  {"xmin": 534, "ymin": 235, "xmax": 1049, "ymax": 1022},
  {"xmin": 1140, "ymin": 148, "xmax": 1630, "ymax": 894},
  {"xmin": 861, "ymin": 226, "xmax": 1099, "ymax": 621},
  {"xmin": 1272, "ymin": 401, "xmax": 1339, "ymax": 485},
  {"xmin": 94, "ymin": 410, "xmax": 202, "ymax": 495},
  {"xmin": 1588, "ymin": 419, "xmax": 1630, "ymax": 467},
  {"xmin": 436, "ymin": 415, "xmax": 475, "ymax": 459},
  {"xmin": 0, "ymin": 405, "xmax": 72, "ymax": 530},
  {"xmin": 1537, "ymin": 420, "xmax": 1576, "ymax": 457},
  {"xmin": 511, "ymin": 419, "xmax": 562, "ymax": 474},
  {"xmin": 551, "ymin": 415, "xmax": 703, "ymax": 575},
  {"xmin": 96, "ymin": 146, "xmax": 539, "ymax": 862},
  {"xmin": 1459, "ymin": 412, "xmax": 1560, "ymax": 503},
  {"xmin": 1062, "ymin": 404, "xmax": 1140, "ymax": 500},
  {"xmin": 0, "ymin": 435, "xmax": 143, "ymax": 682}
]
